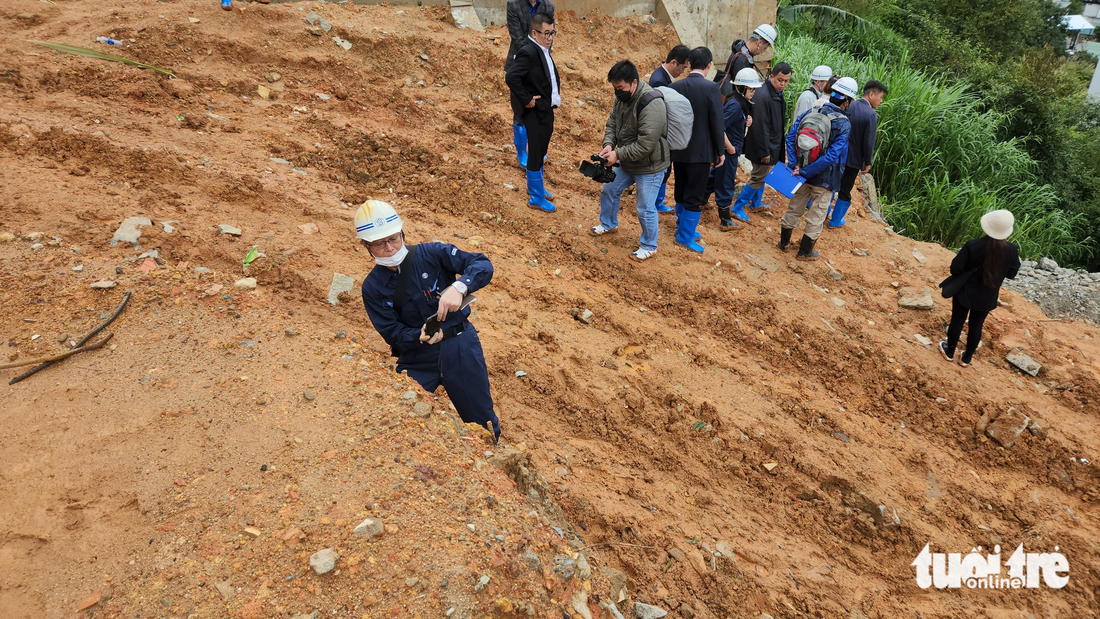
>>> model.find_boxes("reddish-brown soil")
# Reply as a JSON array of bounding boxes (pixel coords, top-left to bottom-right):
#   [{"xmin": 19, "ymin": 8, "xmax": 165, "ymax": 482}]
[{"xmin": 1, "ymin": 2, "xmax": 1098, "ymax": 618}]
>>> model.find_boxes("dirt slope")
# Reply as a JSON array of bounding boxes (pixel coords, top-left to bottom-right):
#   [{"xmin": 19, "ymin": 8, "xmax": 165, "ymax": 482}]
[{"xmin": 1, "ymin": 1, "xmax": 1098, "ymax": 618}]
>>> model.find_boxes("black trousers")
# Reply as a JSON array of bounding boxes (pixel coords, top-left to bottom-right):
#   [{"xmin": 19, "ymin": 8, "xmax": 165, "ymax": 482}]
[
  {"xmin": 672, "ymin": 161, "xmax": 712, "ymax": 212},
  {"xmin": 946, "ymin": 296, "xmax": 990, "ymax": 360},
  {"xmin": 837, "ymin": 165, "xmax": 860, "ymax": 202},
  {"xmin": 523, "ymin": 111, "xmax": 554, "ymax": 172}
]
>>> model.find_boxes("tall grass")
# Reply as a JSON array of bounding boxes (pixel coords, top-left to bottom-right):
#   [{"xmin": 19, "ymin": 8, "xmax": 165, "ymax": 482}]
[{"xmin": 776, "ymin": 36, "xmax": 1090, "ymax": 264}]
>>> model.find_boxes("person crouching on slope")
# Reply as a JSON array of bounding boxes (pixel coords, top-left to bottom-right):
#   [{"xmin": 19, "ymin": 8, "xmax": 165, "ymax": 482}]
[{"xmin": 356, "ymin": 200, "xmax": 501, "ymax": 442}]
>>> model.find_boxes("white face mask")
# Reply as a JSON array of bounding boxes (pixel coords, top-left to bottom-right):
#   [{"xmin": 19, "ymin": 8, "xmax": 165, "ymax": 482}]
[{"xmin": 372, "ymin": 242, "xmax": 408, "ymax": 268}]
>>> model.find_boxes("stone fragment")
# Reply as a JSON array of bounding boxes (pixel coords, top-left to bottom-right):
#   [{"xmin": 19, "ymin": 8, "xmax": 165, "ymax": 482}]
[
  {"xmin": 572, "ymin": 590, "xmax": 593, "ymax": 619},
  {"xmin": 913, "ymin": 334, "xmax": 932, "ymax": 346},
  {"xmin": 985, "ymin": 408, "xmax": 1031, "ymax": 448},
  {"xmin": 305, "ymin": 11, "xmax": 332, "ymax": 32},
  {"xmin": 298, "ymin": 222, "xmax": 319, "ymax": 235},
  {"xmin": 309, "ymin": 548, "xmax": 338, "ymax": 575},
  {"xmin": 1038, "ymin": 257, "xmax": 1058, "ymax": 271},
  {"xmin": 897, "ymin": 286, "xmax": 934, "ymax": 310},
  {"xmin": 90, "ymin": 280, "xmax": 118, "ymax": 289},
  {"xmin": 77, "ymin": 591, "xmax": 103, "ymax": 611},
  {"xmin": 111, "ymin": 217, "xmax": 152, "ymax": 246},
  {"xmin": 633, "ymin": 602, "xmax": 668, "ymax": 619},
  {"xmin": 353, "ymin": 518, "xmax": 384, "ymax": 537},
  {"xmin": 1006, "ymin": 351, "xmax": 1041, "ymax": 376},
  {"xmin": 474, "ymin": 575, "xmax": 490, "ymax": 591},
  {"xmin": 413, "ymin": 401, "xmax": 432, "ymax": 417},
  {"xmin": 218, "ymin": 224, "xmax": 242, "ymax": 236},
  {"xmin": 327, "ymin": 273, "xmax": 354, "ymax": 305},
  {"xmin": 576, "ymin": 309, "xmax": 594, "ymax": 324},
  {"xmin": 234, "ymin": 277, "xmax": 257, "ymax": 289}
]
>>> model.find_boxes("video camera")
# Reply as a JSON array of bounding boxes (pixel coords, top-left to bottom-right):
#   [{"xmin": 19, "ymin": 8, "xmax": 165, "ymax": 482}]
[{"xmin": 579, "ymin": 154, "xmax": 618, "ymax": 183}]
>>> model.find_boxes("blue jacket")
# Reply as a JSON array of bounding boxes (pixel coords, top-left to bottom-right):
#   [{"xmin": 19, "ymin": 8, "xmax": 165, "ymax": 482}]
[
  {"xmin": 786, "ymin": 102, "xmax": 851, "ymax": 190},
  {"xmin": 845, "ymin": 97, "xmax": 878, "ymax": 170},
  {"xmin": 723, "ymin": 95, "xmax": 749, "ymax": 156},
  {"xmin": 361, "ymin": 243, "xmax": 493, "ymax": 359}
]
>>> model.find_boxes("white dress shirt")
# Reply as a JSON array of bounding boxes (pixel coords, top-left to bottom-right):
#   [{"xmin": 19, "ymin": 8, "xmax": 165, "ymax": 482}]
[{"xmin": 529, "ymin": 35, "xmax": 561, "ymax": 107}]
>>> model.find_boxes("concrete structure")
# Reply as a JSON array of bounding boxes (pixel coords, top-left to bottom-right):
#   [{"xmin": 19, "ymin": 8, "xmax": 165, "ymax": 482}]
[{"xmin": 314, "ymin": 0, "xmax": 778, "ymax": 55}]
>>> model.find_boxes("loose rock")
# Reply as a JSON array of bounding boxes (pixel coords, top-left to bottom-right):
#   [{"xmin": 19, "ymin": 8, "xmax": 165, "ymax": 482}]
[
  {"xmin": 354, "ymin": 518, "xmax": 384, "ymax": 537},
  {"xmin": 577, "ymin": 309, "xmax": 594, "ymax": 324},
  {"xmin": 474, "ymin": 574, "xmax": 490, "ymax": 591},
  {"xmin": 218, "ymin": 224, "xmax": 242, "ymax": 236},
  {"xmin": 303, "ymin": 390, "xmax": 316, "ymax": 401},
  {"xmin": 633, "ymin": 602, "xmax": 668, "ymax": 619},
  {"xmin": 1006, "ymin": 351, "xmax": 1041, "ymax": 376},
  {"xmin": 309, "ymin": 548, "xmax": 339, "ymax": 575},
  {"xmin": 327, "ymin": 273, "xmax": 355, "ymax": 305},
  {"xmin": 552, "ymin": 555, "xmax": 576, "ymax": 579},
  {"xmin": 234, "ymin": 277, "xmax": 257, "ymax": 289},
  {"xmin": 111, "ymin": 217, "xmax": 152, "ymax": 246},
  {"xmin": 897, "ymin": 286, "xmax": 934, "ymax": 310},
  {"xmin": 572, "ymin": 590, "xmax": 593, "ymax": 619}
]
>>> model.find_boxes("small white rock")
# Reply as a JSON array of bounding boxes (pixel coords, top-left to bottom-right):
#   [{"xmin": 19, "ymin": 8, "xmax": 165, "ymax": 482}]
[{"xmin": 234, "ymin": 277, "xmax": 257, "ymax": 289}]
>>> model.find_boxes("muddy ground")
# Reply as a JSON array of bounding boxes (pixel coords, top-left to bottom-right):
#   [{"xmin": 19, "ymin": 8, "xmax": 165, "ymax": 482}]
[{"xmin": 1, "ymin": 1, "xmax": 1098, "ymax": 618}]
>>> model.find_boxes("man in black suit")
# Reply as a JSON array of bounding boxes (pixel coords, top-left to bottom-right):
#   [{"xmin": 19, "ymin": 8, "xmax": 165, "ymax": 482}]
[
  {"xmin": 648, "ymin": 44, "xmax": 689, "ymax": 214},
  {"xmin": 733, "ymin": 62, "xmax": 792, "ymax": 220},
  {"xmin": 505, "ymin": 13, "xmax": 560, "ymax": 213},
  {"xmin": 668, "ymin": 46, "xmax": 725, "ymax": 254},
  {"xmin": 504, "ymin": 0, "xmax": 555, "ymax": 169}
]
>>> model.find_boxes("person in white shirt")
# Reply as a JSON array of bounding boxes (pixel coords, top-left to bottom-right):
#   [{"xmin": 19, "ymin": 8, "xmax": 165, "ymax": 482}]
[{"xmin": 505, "ymin": 13, "xmax": 561, "ymax": 212}]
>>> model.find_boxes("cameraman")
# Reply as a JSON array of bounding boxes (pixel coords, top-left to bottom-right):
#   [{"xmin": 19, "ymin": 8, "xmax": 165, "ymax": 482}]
[
  {"xmin": 356, "ymin": 200, "xmax": 501, "ymax": 442},
  {"xmin": 587, "ymin": 59, "xmax": 670, "ymax": 262}
]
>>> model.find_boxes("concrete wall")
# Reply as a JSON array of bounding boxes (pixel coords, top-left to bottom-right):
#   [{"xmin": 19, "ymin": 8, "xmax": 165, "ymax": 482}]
[
  {"xmin": 301, "ymin": 0, "xmax": 778, "ymax": 56},
  {"xmin": 657, "ymin": 0, "xmax": 777, "ymax": 53}
]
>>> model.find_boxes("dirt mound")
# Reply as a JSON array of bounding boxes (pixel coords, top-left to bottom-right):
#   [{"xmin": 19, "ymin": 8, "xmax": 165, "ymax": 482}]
[{"xmin": 1, "ymin": 1, "xmax": 1098, "ymax": 618}]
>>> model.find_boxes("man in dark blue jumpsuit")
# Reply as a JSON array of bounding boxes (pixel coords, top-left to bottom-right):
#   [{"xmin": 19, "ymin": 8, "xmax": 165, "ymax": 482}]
[{"xmin": 355, "ymin": 200, "xmax": 500, "ymax": 441}]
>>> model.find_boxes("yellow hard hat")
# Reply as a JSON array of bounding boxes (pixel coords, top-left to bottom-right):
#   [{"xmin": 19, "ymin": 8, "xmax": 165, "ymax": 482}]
[{"xmin": 354, "ymin": 200, "xmax": 403, "ymax": 242}]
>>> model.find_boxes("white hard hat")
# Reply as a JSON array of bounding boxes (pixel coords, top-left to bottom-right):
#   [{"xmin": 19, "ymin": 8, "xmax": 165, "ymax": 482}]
[
  {"xmin": 733, "ymin": 68, "xmax": 763, "ymax": 88},
  {"xmin": 354, "ymin": 199, "xmax": 403, "ymax": 242},
  {"xmin": 832, "ymin": 76, "xmax": 859, "ymax": 100},
  {"xmin": 811, "ymin": 65, "xmax": 833, "ymax": 81},
  {"xmin": 753, "ymin": 24, "xmax": 777, "ymax": 45}
]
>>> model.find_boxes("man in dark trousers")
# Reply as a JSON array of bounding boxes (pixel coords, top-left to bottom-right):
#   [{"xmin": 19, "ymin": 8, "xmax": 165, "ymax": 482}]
[
  {"xmin": 668, "ymin": 46, "xmax": 725, "ymax": 254},
  {"xmin": 827, "ymin": 79, "xmax": 886, "ymax": 228},
  {"xmin": 504, "ymin": 0, "xmax": 555, "ymax": 169},
  {"xmin": 648, "ymin": 44, "xmax": 689, "ymax": 214},
  {"xmin": 778, "ymin": 76, "xmax": 856, "ymax": 262},
  {"xmin": 731, "ymin": 62, "xmax": 791, "ymax": 221},
  {"xmin": 356, "ymin": 200, "xmax": 501, "ymax": 442},
  {"xmin": 505, "ymin": 13, "xmax": 560, "ymax": 213}
]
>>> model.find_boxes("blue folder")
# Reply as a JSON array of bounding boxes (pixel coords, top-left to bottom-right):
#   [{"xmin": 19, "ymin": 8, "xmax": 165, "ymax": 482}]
[{"xmin": 764, "ymin": 162, "xmax": 805, "ymax": 198}]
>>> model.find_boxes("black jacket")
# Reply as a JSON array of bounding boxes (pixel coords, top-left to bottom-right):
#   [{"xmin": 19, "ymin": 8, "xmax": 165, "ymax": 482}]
[
  {"xmin": 713, "ymin": 40, "xmax": 755, "ymax": 88},
  {"xmin": 504, "ymin": 0, "xmax": 554, "ymax": 71},
  {"xmin": 950, "ymin": 236, "xmax": 1021, "ymax": 312},
  {"xmin": 743, "ymin": 77, "xmax": 786, "ymax": 165},
  {"xmin": 845, "ymin": 97, "xmax": 878, "ymax": 170},
  {"xmin": 505, "ymin": 39, "xmax": 559, "ymax": 125},
  {"xmin": 649, "ymin": 65, "xmax": 673, "ymax": 88},
  {"xmin": 668, "ymin": 73, "xmax": 724, "ymax": 164}
]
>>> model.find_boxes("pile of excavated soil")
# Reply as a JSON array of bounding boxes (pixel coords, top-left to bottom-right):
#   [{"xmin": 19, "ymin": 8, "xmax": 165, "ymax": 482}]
[{"xmin": 1, "ymin": 1, "xmax": 1098, "ymax": 618}]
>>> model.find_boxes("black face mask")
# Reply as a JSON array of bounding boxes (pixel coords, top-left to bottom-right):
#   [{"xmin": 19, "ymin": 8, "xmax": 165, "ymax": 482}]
[{"xmin": 614, "ymin": 88, "xmax": 633, "ymax": 103}]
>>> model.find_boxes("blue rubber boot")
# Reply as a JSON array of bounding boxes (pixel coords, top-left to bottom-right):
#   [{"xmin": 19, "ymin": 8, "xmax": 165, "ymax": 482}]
[
  {"xmin": 731, "ymin": 184, "xmax": 753, "ymax": 222},
  {"xmin": 513, "ymin": 124, "xmax": 528, "ymax": 169},
  {"xmin": 655, "ymin": 182, "xmax": 673, "ymax": 213},
  {"xmin": 221, "ymin": 0, "xmax": 232, "ymax": 9},
  {"xmin": 748, "ymin": 185, "xmax": 770, "ymax": 213},
  {"xmin": 675, "ymin": 210, "xmax": 705, "ymax": 253},
  {"xmin": 526, "ymin": 169, "xmax": 556, "ymax": 212},
  {"xmin": 675, "ymin": 202, "xmax": 684, "ymax": 226},
  {"xmin": 827, "ymin": 199, "xmax": 851, "ymax": 228}
]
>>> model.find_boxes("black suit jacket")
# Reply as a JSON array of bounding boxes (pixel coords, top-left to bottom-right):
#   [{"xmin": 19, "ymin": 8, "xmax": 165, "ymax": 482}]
[
  {"xmin": 668, "ymin": 73, "xmax": 724, "ymax": 164},
  {"xmin": 505, "ymin": 39, "xmax": 559, "ymax": 125},
  {"xmin": 950, "ymin": 236, "xmax": 1021, "ymax": 312},
  {"xmin": 504, "ymin": 0, "xmax": 554, "ymax": 71},
  {"xmin": 743, "ymin": 77, "xmax": 786, "ymax": 165}
]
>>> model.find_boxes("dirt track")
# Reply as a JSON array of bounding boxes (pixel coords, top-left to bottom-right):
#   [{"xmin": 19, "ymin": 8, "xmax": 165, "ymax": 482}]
[{"xmin": 1, "ymin": 1, "xmax": 1099, "ymax": 618}]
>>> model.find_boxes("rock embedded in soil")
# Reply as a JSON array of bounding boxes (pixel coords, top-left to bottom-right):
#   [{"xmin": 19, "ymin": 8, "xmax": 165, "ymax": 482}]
[
  {"xmin": 576, "ymin": 309, "xmax": 594, "ymax": 324},
  {"xmin": 985, "ymin": 408, "xmax": 1031, "ymax": 448},
  {"xmin": 327, "ymin": 273, "xmax": 355, "ymax": 305},
  {"xmin": 1006, "ymin": 351, "xmax": 1041, "ymax": 376},
  {"xmin": 218, "ymin": 224, "xmax": 242, "ymax": 236},
  {"xmin": 633, "ymin": 602, "xmax": 668, "ymax": 619},
  {"xmin": 309, "ymin": 548, "xmax": 338, "ymax": 575},
  {"xmin": 110, "ymin": 217, "xmax": 152, "ymax": 246},
  {"xmin": 234, "ymin": 277, "xmax": 257, "ymax": 289},
  {"xmin": 90, "ymin": 280, "xmax": 118, "ymax": 289},
  {"xmin": 552, "ymin": 555, "xmax": 576, "ymax": 579},
  {"xmin": 897, "ymin": 286, "xmax": 934, "ymax": 310},
  {"xmin": 353, "ymin": 518, "xmax": 384, "ymax": 537}
]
